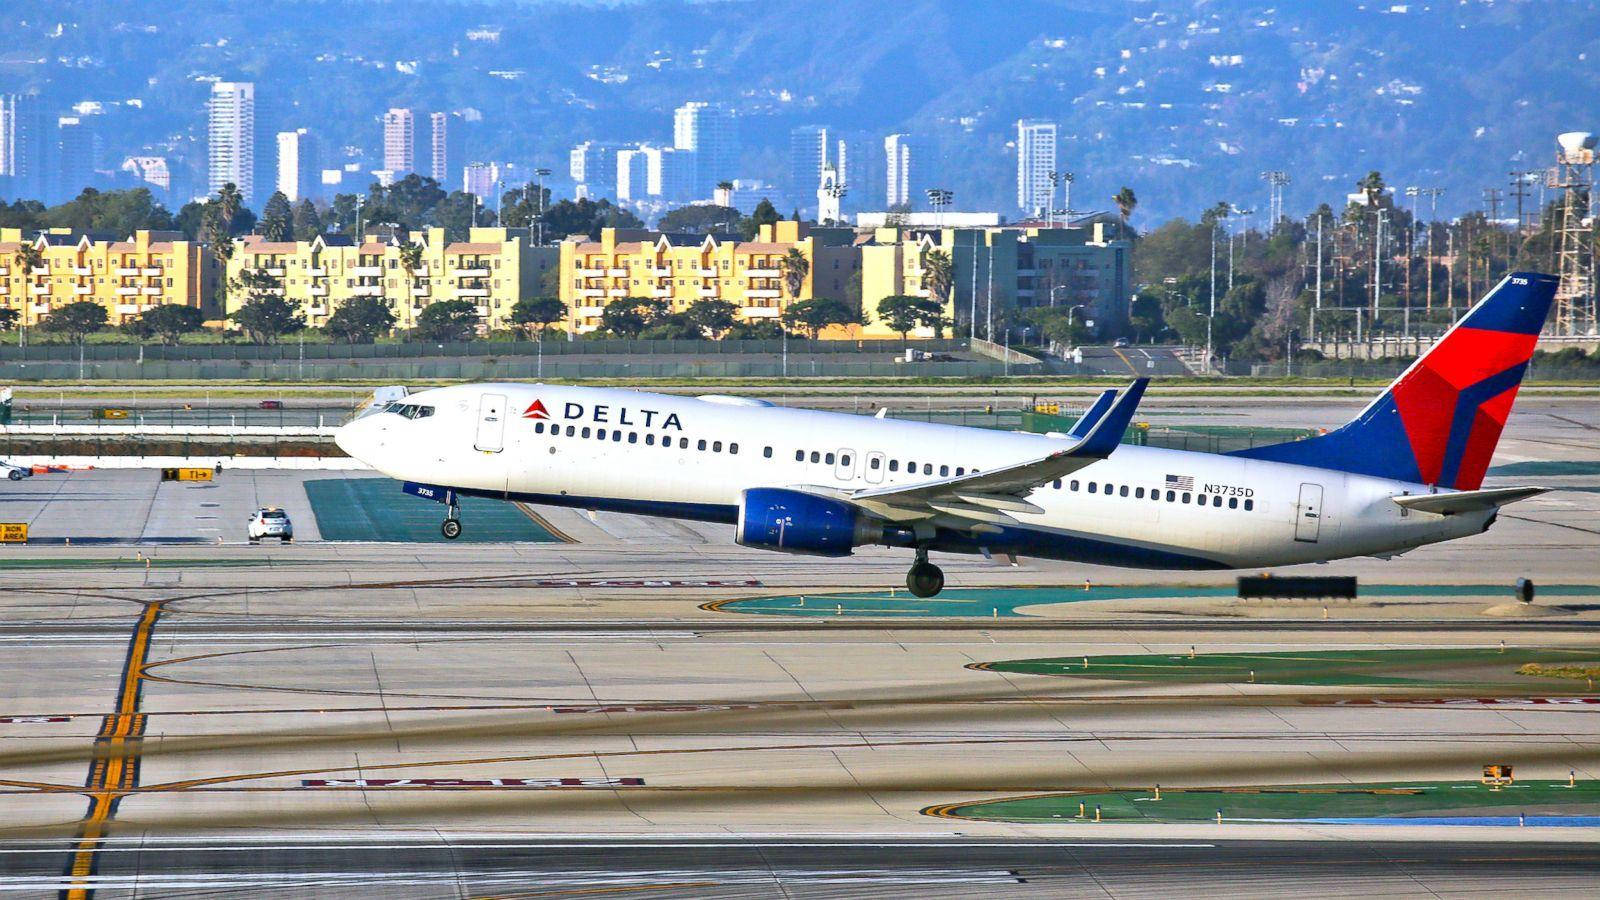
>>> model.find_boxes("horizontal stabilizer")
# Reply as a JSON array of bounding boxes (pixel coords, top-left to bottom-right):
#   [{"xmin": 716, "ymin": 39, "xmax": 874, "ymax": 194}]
[{"xmin": 1391, "ymin": 486, "xmax": 1547, "ymax": 515}]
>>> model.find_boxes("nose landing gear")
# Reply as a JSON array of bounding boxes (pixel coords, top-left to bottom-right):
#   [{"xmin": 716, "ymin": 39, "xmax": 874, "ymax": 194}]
[
  {"xmin": 441, "ymin": 501, "xmax": 463, "ymax": 540},
  {"xmin": 905, "ymin": 547, "xmax": 944, "ymax": 598}
]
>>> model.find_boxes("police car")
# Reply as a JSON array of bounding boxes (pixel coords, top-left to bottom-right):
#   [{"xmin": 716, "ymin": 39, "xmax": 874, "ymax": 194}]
[
  {"xmin": 0, "ymin": 461, "xmax": 32, "ymax": 481},
  {"xmin": 247, "ymin": 507, "xmax": 293, "ymax": 543}
]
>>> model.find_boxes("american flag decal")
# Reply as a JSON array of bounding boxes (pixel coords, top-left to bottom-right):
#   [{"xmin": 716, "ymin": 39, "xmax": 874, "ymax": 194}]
[{"xmin": 1165, "ymin": 474, "xmax": 1194, "ymax": 491}]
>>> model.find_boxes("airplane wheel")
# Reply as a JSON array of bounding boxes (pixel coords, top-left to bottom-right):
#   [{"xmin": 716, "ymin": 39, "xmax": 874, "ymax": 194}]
[
  {"xmin": 441, "ymin": 519, "xmax": 463, "ymax": 540},
  {"xmin": 906, "ymin": 561, "xmax": 944, "ymax": 598}
]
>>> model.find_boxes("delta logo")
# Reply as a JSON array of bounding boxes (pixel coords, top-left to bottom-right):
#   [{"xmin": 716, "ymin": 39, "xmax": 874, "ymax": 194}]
[{"xmin": 521, "ymin": 399, "xmax": 550, "ymax": 419}]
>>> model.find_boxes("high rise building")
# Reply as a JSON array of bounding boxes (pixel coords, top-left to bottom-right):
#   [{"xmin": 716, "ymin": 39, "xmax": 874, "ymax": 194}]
[
  {"xmin": 617, "ymin": 145, "xmax": 694, "ymax": 203},
  {"xmin": 426, "ymin": 112, "xmax": 462, "ymax": 185},
  {"xmin": 1015, "ymin": 118, "xmax": 1057, "ymax": 216},
  {"xmin": 120, "ymin": 156, "xmax": 171, "ymax": 193},
  {"xmin": 207, "ymin": 81, "xmax": 255, "ymax": 202},
  {"xmin": 672, "ymin": 101, "xmax": 738, "ymax": 196},
  {"xmin": 885, "ymin": 133, "xmax": 914, "ymax": 209},
  {"xmin": 569, "ymin": 140, "xmax": 625, "ymax": 200},
  {"xmin": 462, "ymin": 161, "xmax": 500, "ymax": 199},
  {"xmin": 382, "ymin": 107, "xmax": 415, "ymax": 175},
  {"xmin": 276, "ymin": 128, "xmax": 319, "ymax": 202},
  {"xmin": 789, "ymin": 125, "xmax": 829, "ymax": 200},
  {"xmin": 55, "ymin": 116, "xmax": 100, "ymax": 198},
  {"xmin": 0, "ymin": 94, "xmax": 47, "ymax": 201}
]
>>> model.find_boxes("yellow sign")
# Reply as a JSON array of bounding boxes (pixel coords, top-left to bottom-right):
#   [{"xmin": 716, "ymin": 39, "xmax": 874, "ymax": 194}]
[
  {"xmin": 161, "ymin": 468, "xmax": 215, "ymax": 482},
  {"xmin": 94, "ymin": 408, "xmax": 130, "ymax": 419},
  {"xmin": 0, "ymin": 523, "xmax": 28, "ymax": 543}
]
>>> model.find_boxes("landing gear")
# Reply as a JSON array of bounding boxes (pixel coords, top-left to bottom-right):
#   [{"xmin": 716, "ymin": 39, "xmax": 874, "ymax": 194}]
[
  {"xmin": 441, "ymin": 503, "xmax": 463, "ymax": 540},
  {"xmin": 905, "ymin": 548, "xmax": 944, "ymax": 598}
]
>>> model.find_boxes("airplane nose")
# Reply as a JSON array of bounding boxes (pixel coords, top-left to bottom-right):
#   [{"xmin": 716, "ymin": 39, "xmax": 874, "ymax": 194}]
[{"xmin": 334, "ymin": 418, "xmax": 375, "ymax": 463}]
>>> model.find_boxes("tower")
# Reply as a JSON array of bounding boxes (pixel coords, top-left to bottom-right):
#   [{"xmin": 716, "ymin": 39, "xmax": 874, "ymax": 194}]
[
  {"xmin": 276, "ymin": 128, "xmax": 319, "ymax": 202},
  {"xmin": 0, "ymin": 93, "xmax": 47, "ymax": 201},
  {"xmin": 1260, "ymin": 170, "xmax": 1290, "ymax": 229},
  {"xmin": 1015, "ymin": 119, "xmax": 1056, "ymax": 216},
  {"xmin": 673, "ymin": 101, "xmax": 738, "ymax": 196},
  {"xmin": 207, "ymin": 81, "xmax": 255, "ymax": 201},
  {"xmin": 885, "ymin": 134, "xmax": 913, "ymax": 209},
  {"xmin": 1549, "ymin": 131, "xmax": 1596, "ymax": 336},
  {"xmin": 383, "ymin": 108, "xmax": 415, "ymax": 176},
  {"xmin": 427, "ymin": 112, "xmax": 461, "ymax": 185}
]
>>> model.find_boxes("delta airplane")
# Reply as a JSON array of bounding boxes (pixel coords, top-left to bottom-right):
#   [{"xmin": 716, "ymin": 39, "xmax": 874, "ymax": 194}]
[{"xmin": 335, "ymin": 272, "xmax": 1557, "ymax": 597}]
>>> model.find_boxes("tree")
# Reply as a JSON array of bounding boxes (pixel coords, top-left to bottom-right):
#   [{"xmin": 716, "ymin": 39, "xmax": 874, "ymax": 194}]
[
  {"xmin": 413, "ymin": 298, "xmax": 481, "ymax": 342},
  {"xmin": 41, "ymin": 301, "xmax": 108, "ymax": 344},
  {"xmin": 920, "ymin": 247, "xmax": 952, "ymax": 313},
  {"xmin": 0, "ymin": 307, "xmax": 18, "ymax": 331},
  {"xmin": 657, "ymin": 204, "xmax": 741, "ymax": 234},
  {"xmin": 12, "ymin": 242, "xmax": 44, "ymax": 281},
  {"xmin": 778, "ymin": 247, "xmax": 809, "ymax": 300},
  {"xmin": 428, "ymin": 190, "xmax": 490, "ymax": 239},
  {"xmin": 259, "ymin": 191, "xmax": 293, "ymax": 241},
  {"xmin": 876, "ymin": 294, "xmax": 940, "ymax": 343},
  {"xmin": 231, "ymin": 291, "xmax": 305, "ymax": 345},
  {"xmin": 781, "ymin": 297, "xmax": 861, "ymax": 339},
  {"xmin": 746, "ymin": 198, "xmax": 780, "ymax": 237},
  {"xmin": 1358, "ymin": 170, "xmax": 1389, "ymax": 208},
  {"xmin": 397, "ymin": 240, "xmax": 424, "ymax": 292},
  {"xmin": 325, "ymin": 296, "xmax": 397, "ymax": 344},
  {"xmin": 509, "ymin": 296, "xmax": 567, "ymax": 339},
  {"xmin": 684, "ymin": 299, "xmax": 737, "ymax": 337},
  {"xmin": 122, "ymin": 304, "xmax": 204, "ymax": 345},
  {"xmin": 291, "ymin": 198, "xmax": 323, "ymax": 241},
  {"xmin": 599, "ymin": 297, "xmax": 667, "ymax": 338},
  {"xmin": 541, "ymin": 198, "xmax": 643, "ymax": 241},
  {"xmin": 1113, "ymin": 187, "xmax": 1138, "ymax": 237},
  {"xmin": 43, "ymin": 187, "xmax": 175, "ymax": 235}
]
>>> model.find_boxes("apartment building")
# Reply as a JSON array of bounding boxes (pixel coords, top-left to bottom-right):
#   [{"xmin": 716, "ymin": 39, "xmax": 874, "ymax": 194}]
[
  {"xmin": 0, "ymin": 227, "xmax": 216, "ymax": 326},
  {"xmin": 557, "ymin": 220, "xmax": 860, "ymax": 334},
  {"xmin": 224, "ymin": 227, "xmax": 556, "ymax": 332}
]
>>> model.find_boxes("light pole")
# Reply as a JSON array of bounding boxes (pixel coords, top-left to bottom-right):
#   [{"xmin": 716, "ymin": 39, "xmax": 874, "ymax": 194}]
[
  {"xmin": 534, "ymin": 167, "xmax": 551, "ymax": 245},
  {"xmin": 925, "ymin": 188, "xmax": 952, "ymax": 228}
]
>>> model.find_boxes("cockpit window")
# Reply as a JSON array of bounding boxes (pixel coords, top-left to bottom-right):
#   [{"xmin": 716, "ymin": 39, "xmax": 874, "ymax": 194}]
[{"xmin": 384, "ymin": 403, "xmax": 434, "ymax": 420}]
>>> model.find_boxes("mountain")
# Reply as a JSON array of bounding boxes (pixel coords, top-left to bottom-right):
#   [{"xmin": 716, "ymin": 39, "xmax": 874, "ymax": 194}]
[{"xmin": 3, "ymin": 0, "xmax": 1596, "ymax": 224}]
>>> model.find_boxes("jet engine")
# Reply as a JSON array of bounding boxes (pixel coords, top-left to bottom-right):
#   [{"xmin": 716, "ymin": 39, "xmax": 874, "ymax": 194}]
[{"xmin": 736, "ymin": 488, "xmax": 882, "ymax": 556}]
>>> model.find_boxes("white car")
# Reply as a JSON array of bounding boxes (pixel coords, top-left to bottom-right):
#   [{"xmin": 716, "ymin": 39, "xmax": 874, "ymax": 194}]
[
  {"xmin": 0, "ymin": 461, "xmax": 32, "ymax": 481},
  {"xmin": 247, "ymin": 507, "xmax": 293, "ymax": 543}
]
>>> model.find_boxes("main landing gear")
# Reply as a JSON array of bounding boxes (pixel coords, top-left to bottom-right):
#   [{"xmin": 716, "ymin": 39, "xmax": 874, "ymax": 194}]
[
  {"xmin": 906, "ymin": 548, "xmax": 944, "ymax": 598},
  {"xmin": 441, "ymin": 501, "xmax": 463, "ymax": 540}
]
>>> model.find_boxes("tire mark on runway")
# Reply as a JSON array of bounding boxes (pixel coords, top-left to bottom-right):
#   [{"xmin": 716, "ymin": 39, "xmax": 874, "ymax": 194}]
[{"xmin": 59, "ymin": 600, "xmax": 163, "ymax": 900}]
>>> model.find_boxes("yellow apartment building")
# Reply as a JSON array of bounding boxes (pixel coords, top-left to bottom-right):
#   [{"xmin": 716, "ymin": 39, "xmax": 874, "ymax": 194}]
[
  {"xmin": 225, "ymin": 227, "xmax": 557, "ymax": 332},
  {"xmin": 0, "ymin": 227, "xmax": 216, "ymax": 327},
  {"xmin": 557, "ymin": 220, "xmax": 862, "ymax": 334}
]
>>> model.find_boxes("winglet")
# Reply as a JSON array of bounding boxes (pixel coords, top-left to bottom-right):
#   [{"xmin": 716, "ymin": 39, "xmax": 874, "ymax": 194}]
[
  {"xmin": 1070, "ymin": 378, "xmax": 1148, "ymax": 458},
  {"xmin": 1066, "ymin": 389, "xmax": 1118, "ymax": 439}
]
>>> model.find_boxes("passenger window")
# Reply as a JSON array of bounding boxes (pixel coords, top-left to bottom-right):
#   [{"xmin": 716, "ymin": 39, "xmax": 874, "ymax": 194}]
[
  {"xmin": 765, "ymin": 446, "xmax": 774, "ymax": 458},
  {"xmin": 679, "ymin": 437, "xmax": 689, "ymax": 449},
  {"xmin": 1135, "ymin": 487, "xmax": 1144, "ymax": 498},
  {"xmin": 1088, "ymin": 482, "xmax": 1097, "ymax": 494},
  {"xmin": 712, "ymin": 441, "xmax": 722, "ymax": 452},
  {"xmin": 956, "ymin": 467, "xmax": 965, "ymax": 476},
  {"xmin": 810, "ymin": 451, "xmax": 820, "ymax": 463},
  {"xmin": 596, "ymin": 428, "xmax": 606, "ymax": 440},
  {"xmin": 628, "ymin": 432, "xmax": 638, "ymax": 444},
  {"xmin": 1182, "ymin": 492, "xmax": 1192, "ymax": 504},
  {"xmin": 646, "ymin": 433, "xmax": 656, "ymax": 445},
  {"xmin": 825, "ymin": 453, "xmax": 836, "ymax": 465},
  {"xmin": 697, "ymin": 439, "xmax": 707, "ymax": 451},
  {"xmin": 581, "ymin": 427, "xmax": 591, "ymax": 438},
  {"xmin": 890, "ymin": 460, "xmax": 899, "ymax": 472},
  {"xmin": 939, "ymin": 465, "xmax": 949, "ymax": 477},
  {"xmin": 795, "ymin": 450, "xmax": 804, "ymax": 461},
  {"xmin": 841, "ymin": 454, "xmax": 851, "ymax": 466},
  {"xmin": 534, "ymin": 422, "xmax": 545, "ymax": 433},
  {"xmin": 1166, "ymin": 490, "xmax": 1175, "ymax": 501},
  {"xmin": 613, "ymin": 431, "xmax": 623, "ymax": 442},
  {"xmin": 923, "ymin": 463, "xmax": 932, "ymax": 475},
  {"xmin": 566, "ymin": 425, "xmax": 576, "ymax": 436},
  {"xmin": 870, "ymin": 457, "xmax": 881, "ymax": 469},
  {"xmin": 1212, "ymin": 495, "xmax": 1222, "ymax": 507},
  {"xmin": 1070, "ymin": 480, "xmax": 1079, "ymax": 491},
  {"xmin": 1228, "ymin": 497, "xmax": 1238, "ymax": 509},
  {"xmin": 730, "ymin": 443, "xmax": 739, "ymax": 455},
  {"xmin": 1053, "ymin": 479, "xmax": 1062, "ymax": 489},
  {"xmin": 1120, "ymin": 486, "xmax": 1129, "ymax": 497},
  {"xmin": 1244, "ymin": 499, "xmax": 1255, "ymax": 511}
]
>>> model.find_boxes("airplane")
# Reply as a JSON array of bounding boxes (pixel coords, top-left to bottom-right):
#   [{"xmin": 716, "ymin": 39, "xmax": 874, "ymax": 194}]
[{"xmin": 335, "ymin": 272, "xmax": 1558, "ymax": 598}]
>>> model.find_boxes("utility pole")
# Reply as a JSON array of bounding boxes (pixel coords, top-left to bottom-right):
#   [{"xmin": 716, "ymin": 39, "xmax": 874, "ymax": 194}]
[
  {"xmin": 1313, "ymin": 212, "xmax": 1323, "ymax": 340},
  {"xmin": 534, "ymin": 167, "xmax": 552, "ymax": 245},
  {"xmin": 1420, "ymin": 187, "xmax": 1444, "ymax": 310},
  {"xmin": 1508, "ymin": 171, "xmax": 1533, "ymax": 234},
  {"xmin": 1208, "ymin": 220, "xmax": 1217, "ymax": 369},
  {"xmin": 1373, "ymin": 207, "xmax": 1385, "ymax": 321}
]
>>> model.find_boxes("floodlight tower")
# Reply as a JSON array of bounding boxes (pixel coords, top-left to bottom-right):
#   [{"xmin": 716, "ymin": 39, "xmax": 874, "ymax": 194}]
[
  {"xmin": 1549, "ymin": 131, "xmax": 1597, "ymax": 335},
  {"xmin": 925, "ymin": 187, "xmax": 953, "ymax": 228},
  {"xmin": 1260, "ymin": 170, "xmax": 1289, "ymax": 230}
]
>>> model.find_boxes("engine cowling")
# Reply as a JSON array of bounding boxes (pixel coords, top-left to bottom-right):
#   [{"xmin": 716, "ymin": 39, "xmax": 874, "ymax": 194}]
[{"xmin": 736, "ymin": 488, "xmax": 875, "ymax": 557}]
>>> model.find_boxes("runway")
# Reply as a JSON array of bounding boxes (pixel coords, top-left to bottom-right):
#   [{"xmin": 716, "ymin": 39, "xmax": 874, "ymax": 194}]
[
  {"xmin": 3, "ymin": 835, "xmax": 1598, "ymax": 897},
  {"xmin": 0, "ymin": 393, "xmax": 1596, "ymax": 896}
]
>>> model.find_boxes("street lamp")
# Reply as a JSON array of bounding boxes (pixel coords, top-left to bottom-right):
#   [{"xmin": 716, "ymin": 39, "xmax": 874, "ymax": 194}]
[
  {"xmin": 533, "ymin": 167, "xmax": 552, "ymax": 245},
  {"xmin": 925, "ymin": 188, "xmax": 953, "ymax": 228},
  {"xmin": 1048, "ymin": 171, "xmax": 1074, "ymax": 226}
]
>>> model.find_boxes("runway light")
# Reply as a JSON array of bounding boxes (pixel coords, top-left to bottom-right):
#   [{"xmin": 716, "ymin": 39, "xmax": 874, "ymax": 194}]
[
  {"xmin": 1189, "ymin": 645, "xmax": 1196, "ymax": 659},
  {"xmin": 1154, "ymin": 784, "xmax": 1161, "ymax": 801},
  {"xmin": 1216, "ymin": 808, "xmax": 1223, "ymax": 824},
  {"xmin": 1095, "ymin": 804, "xmax": 1102, "ymax": 822},
  {"xmin": 1077, "ymin": 801, "xmax": 1085, "ymax": 818}
]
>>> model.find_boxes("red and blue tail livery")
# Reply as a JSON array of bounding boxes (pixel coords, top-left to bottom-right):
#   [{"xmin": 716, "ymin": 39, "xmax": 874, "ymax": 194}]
[{"xmin": 1235, "ymin": 272, "xmax": 1558, "ymax": 489}]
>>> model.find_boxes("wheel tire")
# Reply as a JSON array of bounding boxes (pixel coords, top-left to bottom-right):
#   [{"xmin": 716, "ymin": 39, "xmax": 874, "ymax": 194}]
[
  {"xmin": 7, "ymin": 470, "xmax": 19, "ymax": 481},
  {"xmin": 906, "ymin": 562, "xmax": 945, "ymax": 598},
  {"xmin": 441, "ymin": 519, "xmax": 463, "ymax": 540},
  {"xmin": 281, "ymin": 536, "xmax": 292, "ymax": 543}
]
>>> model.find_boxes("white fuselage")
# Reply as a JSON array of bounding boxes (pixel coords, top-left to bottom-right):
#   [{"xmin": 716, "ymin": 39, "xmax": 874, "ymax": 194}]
[{"xmin": 335, "ymin": 383, "xmax": 1494, "ymax": 569}]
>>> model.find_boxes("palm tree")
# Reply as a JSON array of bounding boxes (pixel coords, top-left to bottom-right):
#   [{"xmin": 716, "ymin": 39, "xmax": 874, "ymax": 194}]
[
  {"xmin": 13, "ymin": 242, "xmax": 45, "ymax": 334},
  {"xmin": 920, "ymin": 247, "xmax": 952, "ymax": 320},
  {"xmin": 1113, "ymin": 187, "xmax": 1137, "ymax": 237},
  {"xmin": 203, "ymin": 207, "xmax": 235, "ymax": 314},
  {"xmin": 398, "ymin": 240, "xmax": 424, "ymax": 297},
  {"xmin": 779, "ymin": 248, "xmax": 809, "ymax": 302},
  {"xmin": 216, "ymin": 182, "xmax": 244, "ymax": 231}
]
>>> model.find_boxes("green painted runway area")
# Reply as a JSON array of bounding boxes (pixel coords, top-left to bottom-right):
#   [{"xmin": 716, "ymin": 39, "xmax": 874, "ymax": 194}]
[
  {"xmin": 1489, "ymin": 460, "xmax": 1600, "ymax": 476},
  {"xmin": 928, "ymin": 781, "xmax": 1600, "ymax": 824},
  {"xmin": 305, "ymin": 478, "xmax": 558, "ymax": 543},
  {"xmin": 711, "ymin": 584, "xmax": 1600, "ymax": 619},
  {"xmin": 970, "ymin": 647, "xmax": 1600, "ymax": 687}
]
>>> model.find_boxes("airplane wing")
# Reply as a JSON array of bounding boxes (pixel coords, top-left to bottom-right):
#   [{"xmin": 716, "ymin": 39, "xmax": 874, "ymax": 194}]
[
  {"xmin": 1391, "ymin": 486, "xmax": 1548, "ymax": 515},
  {"xmin": 837, "ymin": 379, "xmax": 1147, "ymax": 528}
]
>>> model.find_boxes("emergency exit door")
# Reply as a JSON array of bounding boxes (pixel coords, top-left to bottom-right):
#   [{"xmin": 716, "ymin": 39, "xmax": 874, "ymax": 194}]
[
  {"xmin": 474, "ymin": 393, "xmax": 507, "ymax": 452},
  {"xmin": 1294, "ymin": 482, "xmax": 1324, "ymax": 543}
]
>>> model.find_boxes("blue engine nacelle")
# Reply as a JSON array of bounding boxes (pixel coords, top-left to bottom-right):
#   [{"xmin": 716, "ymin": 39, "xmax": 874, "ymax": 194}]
[{"xmin": 736, "ymin": 488, "xmax": 876, "ymax": 557}]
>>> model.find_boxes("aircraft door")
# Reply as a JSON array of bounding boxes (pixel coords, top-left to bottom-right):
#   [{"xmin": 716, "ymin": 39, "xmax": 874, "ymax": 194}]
[
  {"xmin": 835, "ymin": 449, "xmax": 857, "ymax": 481},
  {"xmin": 474, "ymin": 393, "xmax": 507, "ymax": 452},
  {"xmin": 1294, "ymin": 482, "xmax": 1324, "ymax": 543},
  {"xmin": 864, "ymin": 451, "xmax": 886, "ymax": 484}
]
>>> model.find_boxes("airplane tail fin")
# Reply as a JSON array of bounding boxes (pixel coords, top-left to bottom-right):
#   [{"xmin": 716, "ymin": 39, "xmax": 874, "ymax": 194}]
[{"xmin": 1233, "ymin": 272, "xmax": 1557, "ymax": 490}]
